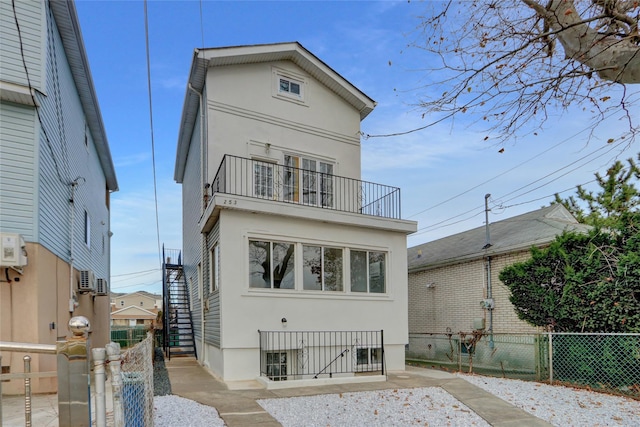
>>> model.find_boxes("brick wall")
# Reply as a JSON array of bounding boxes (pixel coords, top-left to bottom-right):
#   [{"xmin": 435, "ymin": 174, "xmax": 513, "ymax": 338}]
[{"xmin": 408, "ymin": 250, "xmax": 540, "ymax": 334}]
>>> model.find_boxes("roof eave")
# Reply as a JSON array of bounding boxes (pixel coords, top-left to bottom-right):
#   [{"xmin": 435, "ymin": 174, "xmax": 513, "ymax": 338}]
[{"xmin": 50, "ymin": 0, "xmax": 118, "ymax": 191}]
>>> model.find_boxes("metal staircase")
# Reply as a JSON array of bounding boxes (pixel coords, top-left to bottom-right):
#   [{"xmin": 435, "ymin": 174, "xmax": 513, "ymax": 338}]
[{"xmin": 162, "ymin": 247, "xmax": 197, "ymax": 359}]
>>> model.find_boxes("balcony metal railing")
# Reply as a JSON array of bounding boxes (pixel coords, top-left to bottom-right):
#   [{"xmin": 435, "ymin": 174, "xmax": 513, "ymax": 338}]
[
  {"xmin": 258, "ymin": 330, "xmax": 384, "ymax": 381},
  {"xmin": 209, "ymin": 155, "xmax": 401, "ymax": 219}
]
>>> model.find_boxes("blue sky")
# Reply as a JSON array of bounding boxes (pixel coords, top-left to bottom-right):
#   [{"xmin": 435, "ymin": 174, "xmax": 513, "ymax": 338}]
[{"xmin": 74, "ymin": 0, "xmax": 640, "ymax": 294}]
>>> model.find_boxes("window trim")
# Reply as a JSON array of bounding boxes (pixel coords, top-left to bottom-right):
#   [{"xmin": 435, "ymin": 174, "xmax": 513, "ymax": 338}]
[
  {"xmin": 246, "ymin": 235, "xmax": 389, "ymax": 296},
  {"xmin": 272, "ymin": 68, "xmax": 307, "ymax": 105}
]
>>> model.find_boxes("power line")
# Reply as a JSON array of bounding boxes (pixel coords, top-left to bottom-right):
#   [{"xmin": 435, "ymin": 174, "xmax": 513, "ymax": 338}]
[
  {"xmin": 143, "ymin": 0, "xmax": 162, "ymax": 268},
  {"xmin": 112, "ymin": 268, "xmax": 160, "ymax": 278}
]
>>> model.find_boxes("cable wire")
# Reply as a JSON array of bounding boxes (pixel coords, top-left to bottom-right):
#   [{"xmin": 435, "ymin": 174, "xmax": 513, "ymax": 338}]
[{"xmin": 143, "ymin": 0, "xmax": 163, "ymax": 268}]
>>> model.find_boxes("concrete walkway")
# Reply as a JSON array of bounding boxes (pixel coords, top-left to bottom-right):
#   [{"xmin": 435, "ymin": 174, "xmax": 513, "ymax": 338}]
[{"xmin": 165, "ymin": 357, "xmax": 551, "ymax": 427}]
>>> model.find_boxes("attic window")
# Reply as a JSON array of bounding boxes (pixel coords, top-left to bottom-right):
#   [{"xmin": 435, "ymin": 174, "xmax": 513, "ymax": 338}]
[
  {"xmin": 279, "ymin": 78, "xmax": 300, "ymax": 96},
  {"xmin": 273, "ymin": 68, "xmax": 306, "ymax": 104}
]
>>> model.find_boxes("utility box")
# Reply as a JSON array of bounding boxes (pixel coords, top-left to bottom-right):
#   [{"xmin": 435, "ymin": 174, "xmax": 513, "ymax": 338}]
[
  {"xmin": 0, "ymin": 232, "xmax": 28, "ymax": 268},
  {"xmin": 473, "ymin": 318, "xmax": 485, "ymax": 330}
]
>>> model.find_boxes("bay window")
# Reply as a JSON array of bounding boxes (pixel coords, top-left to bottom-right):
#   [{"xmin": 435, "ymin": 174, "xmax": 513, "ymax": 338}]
[
  {"xmin": 249, "ymin": 240, "xmax": 295, "ymax": 289},
  {"xmin": 303, "ymin": 245, "xmax": 343, "ymax": 291}
]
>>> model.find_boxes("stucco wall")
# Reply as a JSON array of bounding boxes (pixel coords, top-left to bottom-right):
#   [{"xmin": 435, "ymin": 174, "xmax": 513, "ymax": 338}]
[{"xmin": 0, "ymin": 243, "xmax": 110, "ymax": 394}]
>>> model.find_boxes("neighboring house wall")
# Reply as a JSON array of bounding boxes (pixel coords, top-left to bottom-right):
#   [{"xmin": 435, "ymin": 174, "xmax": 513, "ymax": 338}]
[
  {"xmin": 0, "ymin": 0, "xmax": 116, "ymax": 394},
  {"xmin": 408, "ymin": 250, "xmax": 537, "ymax": 335},
  {"xmin": 113, "ymin": 293, "xmax": 159, "ymax": 310},
  {"xmin": 0, "ymin": 0, "xmax": 44, "ymax": 90}
]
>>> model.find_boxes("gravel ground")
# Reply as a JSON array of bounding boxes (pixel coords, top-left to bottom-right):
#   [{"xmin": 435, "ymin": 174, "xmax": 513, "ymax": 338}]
[
  {"xmin": 151, "ymin": 351, "xmax": 638, "ymax": 426},
  {"xmin": 154, "ymin": 374, "xmax": 640, "ymax": 427}
]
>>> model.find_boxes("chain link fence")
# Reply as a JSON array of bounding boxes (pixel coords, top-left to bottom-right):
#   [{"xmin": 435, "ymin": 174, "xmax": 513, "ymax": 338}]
[
  {"xmin": 111, "ymin": 326, "xmax": 151, "ymax": 350},
  {"xmin": 407, "ymin": 332, "xmax": 640, "ymax": 399},
  {"xmin": 119, "ymin": 332, "xmax": 155, "ymax": 426}
]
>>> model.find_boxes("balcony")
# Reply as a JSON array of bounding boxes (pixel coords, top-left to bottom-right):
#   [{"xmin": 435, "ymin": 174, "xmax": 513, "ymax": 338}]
[{"xmin": 208, "ymin": 155, "xmax": 401, "ymax": 220}]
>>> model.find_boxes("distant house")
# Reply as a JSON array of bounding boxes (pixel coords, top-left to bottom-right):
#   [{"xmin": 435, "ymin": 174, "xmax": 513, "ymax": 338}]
[
  {"xmin": 173, "ymin": 42, "xmax": 417, "ymax": 385},
  {"xmin": 110, "ymin": 291, "xmax": 161, "ymax": 327},
  {"xmin": 0, "ymin": 0, "xmax": 117, "ymax": 394},
  {"xmin": 407, "ymin": 204, "xmax": 590, "ymax": 337},
  {"xmin": 111, "ymin": 291, "xmax": 161, "ymax": 311}
]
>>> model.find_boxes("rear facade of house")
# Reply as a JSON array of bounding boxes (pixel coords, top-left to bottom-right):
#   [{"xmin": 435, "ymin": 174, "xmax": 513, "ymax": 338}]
[{"xmin": 174, "ymin": 43, "xmax": 416, "ymax": 383}]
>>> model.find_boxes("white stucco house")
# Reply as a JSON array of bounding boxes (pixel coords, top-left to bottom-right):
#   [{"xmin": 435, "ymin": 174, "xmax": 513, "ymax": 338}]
[
  {"xmin": 173, "ymin": 42, "xmax": 417, "ymax": 386},
  {"xmin": 1, "ymin": 0, "xmax": 117, "ymax": 394}
]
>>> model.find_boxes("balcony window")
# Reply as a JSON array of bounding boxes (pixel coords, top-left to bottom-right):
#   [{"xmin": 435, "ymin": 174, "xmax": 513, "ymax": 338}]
[
  {"xmin": 254, "ymin": 162, "xmax": 274, "ymax": 199},
  {"xmin": 285, "ymin": 155, "xmax": 334, "ymax": 208}
]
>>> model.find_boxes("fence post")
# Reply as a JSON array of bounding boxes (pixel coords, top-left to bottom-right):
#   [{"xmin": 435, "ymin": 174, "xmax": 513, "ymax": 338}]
[
  {"xmin": 92, "ymin": 348, "xmax": 107, "ymax": 427},
  {"xmin": 57, "ymin": 316, "xmax": 91, "ymax": 427},
  {"xmin": 548, "ymin": 332, "xmax": 554, "ymax": 384},
  {"xmin": 106, "ymin": 342, "xmax": 124, "ymax": 427},
  {"xmin": 23, "ymin": 355, "xmax": 32, "ymax": 427}
]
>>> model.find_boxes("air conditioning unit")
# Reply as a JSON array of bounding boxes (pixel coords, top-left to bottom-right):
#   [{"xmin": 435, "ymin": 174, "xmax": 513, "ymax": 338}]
[
  {"xmin": 78, "ymin": 270, "xmax": 95, "ymax": 293},
  {"xmin": 0, "ymin": 233, "xmax": 28, "ymax": 268},
  {"xmin": 480, "ymin": 298, "xmax": 495, "ymax": 310},
  {"xmin": 95, "ymin": 278, "xmax": 108, "ymax": 296}
]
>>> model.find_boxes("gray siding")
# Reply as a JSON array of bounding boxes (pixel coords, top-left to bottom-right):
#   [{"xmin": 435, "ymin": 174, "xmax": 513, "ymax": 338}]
[
  {"xmin": 12, "ymin": 1, "xmax": 111, "ymax": 279},
  {"xmin": 0, "ymin": 0, "xmax": 44, "ymax": 90},
  {"xmin": 0, "ymin": 102, "xmax": 38, "ymax": 238},
  {"xmin": 204, "ymin": 222, "xmax": 221, "ymax": 347},
  {"xmin": 182, "ymin": 112, "xmax": 203, "ymax": 341}
]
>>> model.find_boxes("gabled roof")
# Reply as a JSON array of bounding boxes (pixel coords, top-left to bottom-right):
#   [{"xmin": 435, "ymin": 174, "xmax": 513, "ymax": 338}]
[
  {"xmin": 111, "ymin": 290, "xmax": 161, "ymax": 300},
  {"xmin": 50, "ymin": 1, "xmax": 118, "ymax": 191},
  {"xmin": 111, "ymin": 305, "xmax": 157, "ymax": 318},
  {"xmin": 174, "ymin": 42, "xmax": 377, "ymax": 182},
  {"xmin": 408, "ymin": 204, "xmax": 591, "ymax": 272}
]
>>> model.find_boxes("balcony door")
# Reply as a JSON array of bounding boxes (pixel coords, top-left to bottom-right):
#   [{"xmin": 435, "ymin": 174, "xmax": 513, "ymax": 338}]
[{"xmin": 284, "ymin": 155, "xmax": 333, "ymax": 208}]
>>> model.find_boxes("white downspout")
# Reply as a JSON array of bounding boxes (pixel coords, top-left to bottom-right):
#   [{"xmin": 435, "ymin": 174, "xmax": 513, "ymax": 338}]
[{"xmin": 189, "ymin": 60, "xmax": 207, "ymax": 364}]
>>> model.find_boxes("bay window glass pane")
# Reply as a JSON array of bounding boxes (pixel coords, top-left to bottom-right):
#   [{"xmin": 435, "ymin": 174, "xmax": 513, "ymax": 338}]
[
  {"xmin": 350, "ymin": 250, "xmax": 367, "ymax": 292},
  {"xmin": 273, "ymin": 242, "xmax": 295, "ymax": 289},
  {"xmin": 324, "ymin": 247, "xmax": 343, "ymax": 291},
  {"xmin": 249, "ymin": 240, "xmax": 270, "ymax": 288},
  {"xmin": 303, "ymin": 245, "xmax": 322, "ymax": 290},
  {"xmin": 369, "ymin": 251, "xmax": 385, "ymax": 293}
]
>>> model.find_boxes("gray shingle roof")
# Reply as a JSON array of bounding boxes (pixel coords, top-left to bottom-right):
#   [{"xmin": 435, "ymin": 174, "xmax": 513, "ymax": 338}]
[{"xmin": 408, "ymin": 204, "xmax": 591, "ymax": 272}]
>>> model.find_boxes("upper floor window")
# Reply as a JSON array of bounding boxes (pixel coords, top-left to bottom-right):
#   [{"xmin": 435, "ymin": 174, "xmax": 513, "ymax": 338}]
[
  {"xmin": 84, "ymin": 210, "xmax": 91, "ymax": 248},
  {"xmin": 254, "ymin": 161, "xmax": 274, "ymax": 199},
  {"xmin": 279, "ymin": 78, "xmax": 301, "ymax": 97},
  {"xmin": 273, "ymin": 68, "xmax": 306, "ymax": 104},
  {"xmin": 284, "ymin": 155, "xmax": 334, "ymax": 208}
]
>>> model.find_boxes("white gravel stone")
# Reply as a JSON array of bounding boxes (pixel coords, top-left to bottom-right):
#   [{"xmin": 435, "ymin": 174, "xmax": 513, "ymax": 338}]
[
  {"xmin": 153, "ymin": 374, "xmax": 640, "ymax": 426},
  {"xmin": 258, "ymin": 387, "xmax": 489, "ymax": 426},
  {"xmin": 154, "ymin": 395, "xmax": 225, "ymax": 427},
  {"xmin": 459, "ymin": 374, "xmax": 640, "ymax": 426}
]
